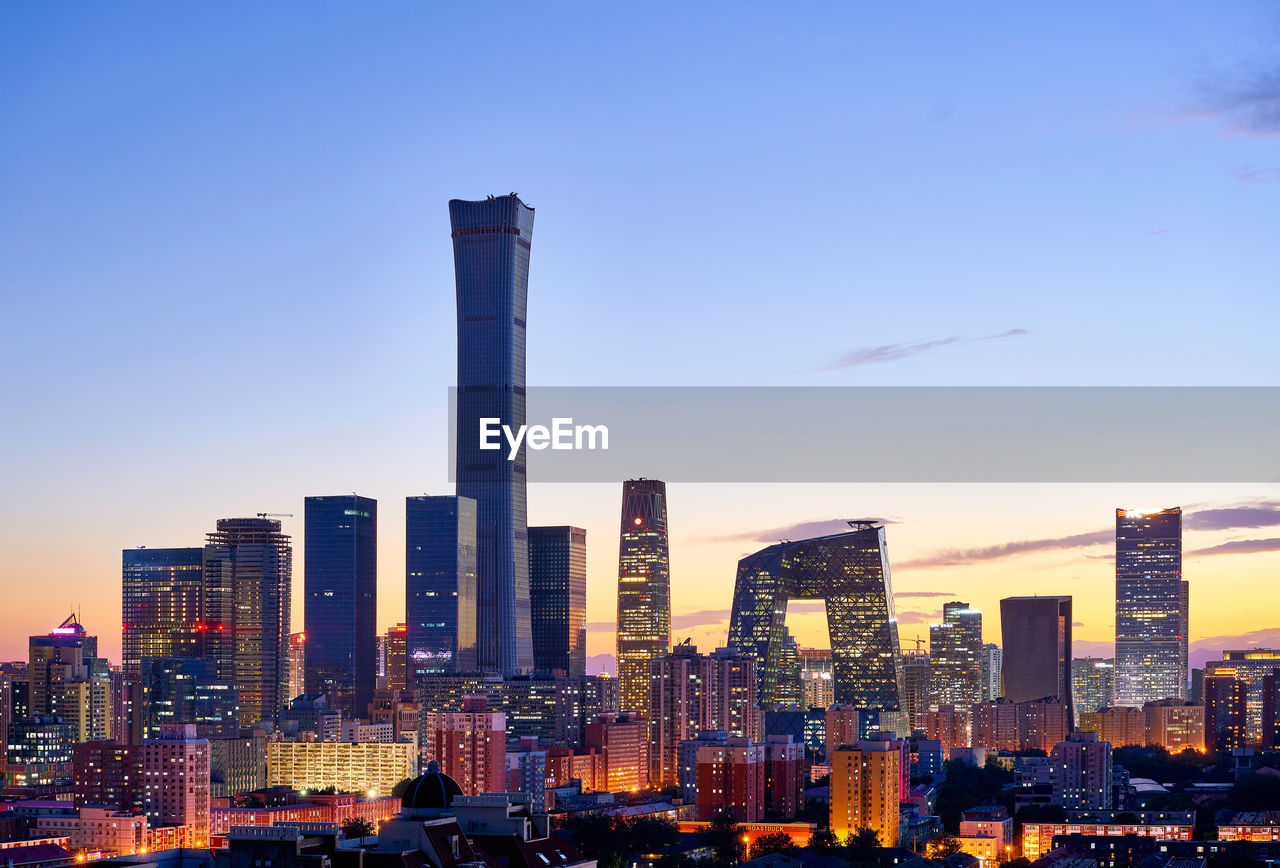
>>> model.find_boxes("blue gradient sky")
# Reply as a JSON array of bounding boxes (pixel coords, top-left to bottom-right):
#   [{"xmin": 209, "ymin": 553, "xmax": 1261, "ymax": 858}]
[{"xmin": 2, "ymin": 2, "xmax": 1277, "ymax": 663}]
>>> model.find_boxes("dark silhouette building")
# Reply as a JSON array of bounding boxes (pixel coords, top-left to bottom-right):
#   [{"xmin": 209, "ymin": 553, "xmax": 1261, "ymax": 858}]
[
  {"xmin": 1000, "ymin": 596, "xmax": 1073, "ymax": 722},
  {"xmin": 450, "ymin": 193, "xmax": 536, "ymax": 676},
  {"xmin": 727, "ymin": 522, "xmax": 904, "ymax": 711},
  {"xmin": 1204, "ymin": 671, "xmax": 1247, "ymax": 752},
  {"xmin": 528, "ymin": 526, "xmax": 587, "ymax": 677},
  {"xmin": 405, "ymin": 495, "xmax": 477, "ymax": 679},
  {"xmin": 616, "ymin": 478, "xmax": 672, "ymax": 715},
  {"xmin": 303, "ymin": 494, "xmax": 377, "ymax": 717}
]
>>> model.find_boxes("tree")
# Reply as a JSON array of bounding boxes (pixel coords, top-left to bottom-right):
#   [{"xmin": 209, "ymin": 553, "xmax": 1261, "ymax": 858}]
[
  {"xmin": 704, "ymin": 813, "xmax": 747, "ymax": 865},
  {"xmin": 234, "ymin": 793, "xmax": 265, "ymax": 809},
  {"xmin": 1228, "ymin": 773, "xmax": 1280, "ymax": 810},
  {"xmin": 844, "ymin": 826, "xmax": 881, "ymax": 866},
  {"xmin": 748, "ymin": 832, "xmax": 796, "ymax": 861},
  {"xmin": 807, "ymin": 829, "xmax": 840, "ymax": 853},
  {"xmin": 1004, "ymin": 859, "xmax": 1032, "ymax": 868},
  {"xmin": 341, "ymin": 817, "xmax": 376, "ymax": 839},
  {"xmin": 391, "ymin": 777, "xmax": 415, "ymax": 797},
  {"xmin": 936, "ymin": 759, "xmax": 1013, "ymax": 832},
  {"xmin": 927, "ymin": 836, "xmax": 963, "ymax": 859}
]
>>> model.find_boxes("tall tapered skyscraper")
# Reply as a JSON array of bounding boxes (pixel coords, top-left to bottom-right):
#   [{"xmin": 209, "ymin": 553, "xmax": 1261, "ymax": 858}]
[
  {"xmin": 303, "ymin": 495, "xmax": 377, "ymax": 717},
  {"xmin": 617, "ymin": 478, "xmax": 671, "ymax": 714},
  {"xmin": 1115, "ymin": 508, "xmax": 1187, "ymax": 705},
  {"xmin": 450, "ymin": 194, "xmax": 535, "ymax": 675},
  {"xmin": 202, "ymin": 517, "xmax": 292, "ymax": 728}
]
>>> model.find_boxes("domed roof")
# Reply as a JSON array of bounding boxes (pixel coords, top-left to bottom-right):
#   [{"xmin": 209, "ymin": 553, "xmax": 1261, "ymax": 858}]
[{"xmin": 401, "ymin": 760, "xmax": 463, "ymax": 812}]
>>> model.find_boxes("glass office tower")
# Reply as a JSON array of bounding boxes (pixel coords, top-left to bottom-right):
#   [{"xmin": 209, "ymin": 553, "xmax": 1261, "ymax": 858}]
[
  {"xmin": 450, "ymin": 193, "xmax": 536, "ymax": 675},
  {"xmin": 122, "ymin": 547, "xmax": 204, "ymax": 678},
  {"xmin": 405, "ymin": 495, "xmax": 478, "ymax": 680},
  {"xmin": 929, "ymin": 602, "xmax": 984, "ymax": 710},
  {"xmin": 528, "ymin": 526, "xmax": 587, "ymax": 677},
  {"xmin": 303, "ymin": 495, "xmax": 377, "ymax": 718},
  {"xmin": 1000, "ymin": 595, "xmax": 1073, "ymax": 721},
  {"xmin": 202, "ymin": 517, "xmax": 292, "ymax": 729},
  {"xmin": 1115, "ymin": 507, "xmax": 1187, "ymax": 705},
  {"xmin": 616, "ymin": 478, "xmax": 672, "ymax": 715},
  {"xmin": 728, "ymin": 522, "xmax": 904, "ymax": 711}
]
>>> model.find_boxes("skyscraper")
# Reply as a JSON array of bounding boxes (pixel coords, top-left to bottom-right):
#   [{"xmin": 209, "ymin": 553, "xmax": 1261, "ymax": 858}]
[
  {"xmin": 1072, "ymin": 657, "xmax": 1115, "ymax": 722},
  {"xmin": 616, "ymin": 478, "xmax": 671, "ymax": 715},
  {"xmin": 121, "ymin": 547, "xmax": 204, "ymax": 678},
  {"xmin": 28, "ymin": 615, "xmax": 112, "ymax": 742},
  {"xmin": 202, "ymin": 517, "xmax": 292, "ymax": 728},
  {"xmin": 528, "ymin": 526, "xmax": 587, "ymax": 677},
  {"xmin": 901, "ymin": 647, "xmax": 931, "ymax": 731},
  {"xmin": 303, "ymin": 494, "xmax": 377, "ymax": 717},
  {"xmin": 830, "ymin": 742, "xmax": 900, "ymax": 845},
  {"xmin": 385, "ymin": 623, "xmax": 408, "ymax": 691},
  {"xmin": 405, "ymin": 495, "xmax": 478, "ymax": 679},
  {"xmin": 981, "ymin": 644, "xmax": 1004, "ymax": 701},
  {"xmin": 999, "ymin": 596, "xmax": 1072, "ymax": 723},
  {"xmin": 728, "ymin": 522, "xmax": 904, "ymax": 711},
  {"xmin": 1115, "ymin": 508, "xmax": 1187, "ymax": 705},
  {"xmin": 928, "ymin": 602, "xmax": 983, "ymax": 710},
  {"xmin": 450, "ymin": 193, "xmax": 536, "ymax": 676}
]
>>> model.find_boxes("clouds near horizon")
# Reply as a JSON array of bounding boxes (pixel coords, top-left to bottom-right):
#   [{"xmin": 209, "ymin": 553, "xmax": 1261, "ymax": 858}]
[{"xmin": 817, "ymin": 328, "xmax": 1028, "ymax": 371}]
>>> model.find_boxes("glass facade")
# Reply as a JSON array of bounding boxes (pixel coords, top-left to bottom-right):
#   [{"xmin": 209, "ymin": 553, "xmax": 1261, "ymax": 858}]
[
  {"xmin": 138, "ymin": 656, "xmax": 239, "ymax": 740},
  {"xmin": 1000, "ymin": 596, "xmax": 1073, "ymax": 722},
  {"xmin": 202, "ymin": 517, "xmax": 292, "ymax": 729},
  {"xmin": 122, "ymin": 547, "xmax": 204, "ymax": 678},
  {"xmin": 928, "ymin": 602, "xmax": 983, "ymax": 710},
  {"xmin": 450, "ymin": 194, "xmax": 536, "ymax": 675},
  {"xmin": 1072, "ymin": 657, "xmax": 1116, "ymax": 723},
  {"xmin": 528, "ymin": 525, "xmax": 587, "ymax": 677},
  {"xmin": 303, "ymin": 494, "xmax": 377, "ymax": 717},
  {"xmin": 405, "ymin": 495, "xmax": 477, "ymax": 679},
  {"xmin": 727, "ymin": 523, "xmax": 904, "ymax": 710},
  {"xmin": 616, "ymin": 478, "xmax": 671, "ymax": 715},
  {"xmin": 1115, "ymin": 507, "xmax": 1187, "ymax": 705}
]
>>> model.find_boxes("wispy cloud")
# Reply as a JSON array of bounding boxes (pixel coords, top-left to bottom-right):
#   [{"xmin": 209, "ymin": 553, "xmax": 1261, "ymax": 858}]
[
  {"xmin": 1182, "ymin": 66, "xmax": 1280, "ymax": 137},
  {"xmin": 896, "ymin": 591, "xmax": 957, "ymax": 599},
  {"xmin": 708, "ymin": 518, "xmax": 899, "ymax": 544},
  {"xmin": 897, "ymin": 529, "xmax": 1113, "ymax": 569},
  {"xmin": 817, "ymin": 328, "xmax": 1028, "ymax": 371},
  {"xmin": 1190, "ymin": 628, "xmax": 1280, "ymax": 671},
  {"xmin": 1188, "ymin": 538, "xmax": 1280, "ymax": 557},
  {"xmin": 1184, "ymin": 500, "xmax": 1280, "ymax": 531},
  {"xmin": 1233, "ymin": 166, "xmax": 1280, "ymax": 184},
  {"xmin": 671, "ymin": 608, "xmax": 733, "ymax": 630}
]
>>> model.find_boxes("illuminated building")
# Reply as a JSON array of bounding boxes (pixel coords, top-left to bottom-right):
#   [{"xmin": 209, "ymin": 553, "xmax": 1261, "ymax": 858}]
[
  {"xmin": 202, "ymin": 517, "xmax": 293, "ymax": 728},
  {"xmin": 304, "ymin": 494, "xmax": 377, "ymax": 718},
  {"xmin": 28, "ymin": 617, "xmax": 112, "ymax": 744},
  {"xmin": 1263, "ymin": 670, "xmax": 1280, "ymax": 750},
  {"xmin": 138, "ymin": 656, "xmax": 239, "ymax": 739},
  {"xmin": 4, "ymin": 715, "xmax": 74, "ymax": 788},
  {"xmin": 616, "ymin": 478, "xmax": 671, "ymax": 716},
  {"xmin": 765, "ymin": 734, "xmax": 805, "ymax": 819},
  {"xmin": 980, "ymin": 645, "xmax": 1003, "ymax": 702},
  {"xmin": 405, "ymin": 495, "xmax": 478, "ymax": 679},
  {"xmin": 729, "ymin": 522, "xmax": 904, "ymax": 711},
  {"xmin": 528, "ymin": 526, "xmax": 587, "ymax": 677},
  {"xmin": 925, "ymin": 707, "xmax": 969, "ymax": 751},
  {"xmin": 800, "ymin": 648, "xmax": 835, "ymax": 710},
  {"xmin": 506, "ymin": 735, "xmax": 548, "ymax": 809},
  {"xmin": 385, "ymin": 624, "xmax": 408, "ymax": 691},
  {"xmin": 450, "ymin": 193, "xmax": 536, "ymax": 676},
  {"xmin": 901, "ymin": 648, "xmax": 931, "ymax": 731},
  {"xmin": 207, "ymin": 729, "xmax": 268, "ymax": 798},
  {"xmin": 700, "ymin": 647, "xmax": 761, "ymax": 740},
  {"xmin": 287, "ymin": 632, "xmax": 305, "ymax": 703},
  {"xmin": 74, "ymin": 741, "xmax": 142, "ymax": 810},
  {"xmin": 1144, "ymin": 699, "xmax": 1204, "ymax": 752},
  {"xmin": 825, "ymin": 705, "xmax": 859, "ymax": 760},
  {"xmin": 1051, "ymin": 731, "xmax": 1112, "ymax": 809},
  {"xmin": 140, "ymin": 725, "xmax": 210, "ymax": 842},
  {"xmin": 36, "ymin": 806, "xmax": 148, "ymax": 856},
  {"xmin": 1115, "ymin": 508, "xmax": 1187, "ymax": 705},
  {"xmin": 1205, "ymin": 649, "xmax": 1280, "ymax": 742},
  {"xmin": 1077, "ymin": 706, "xmax": 1146, "ymax": 748},
  {"xmin": 829, "ymin": 742, "xmax": 900, "ymax": 845},
  {"xmin": 695, "ymin": 737, "xmax": 765, "ymax": 821},
  {"xmin": 121, "ymin": 548, "xmax": 203, "ymax": 678},
  {"xmin": 970, "ymin": 697, "xmax": 1069, "ymax": 753},
  {"xmin": 1203, "ymin": 672, "xmax": 1247, "ymax": 752},
  {"xmin": 546, "ymin": 746, "xmax": 607, "ymax": 792},
  {"xmin": 958, "ymin": 806, "xmax": 1012, "ymax": 868},
  {"xmin": 421, "ymin": 695, "xmax": 506, "ymax": 795},
  {"xmin": 368, "ymin": 688, "xmax": 419, "ymax": 743},
  {"xmin": 1216, "ymin": 812, "xmax": 1280, "ymax": 842},
  {"xmin": 583, "ymin": 711, "xmax": 649, "ymax": 792},
  {"xmin": 1020, "ymin": 811, "xmax": 1195, "ymax": 860},
  {"xmin": 1072, "ymin": 657, "xmax": 1115, "ymax": 722},
  {"xmin": 929, "ymin": 602, "xmax": 983, "ymax": 711},
  {"xmin": 1000, "ymin": 596, "xmax": 1072, "ymax": 721},
  {"xmin": 266, "ymin": 738, "xmax": 416, "ymax": 796}
]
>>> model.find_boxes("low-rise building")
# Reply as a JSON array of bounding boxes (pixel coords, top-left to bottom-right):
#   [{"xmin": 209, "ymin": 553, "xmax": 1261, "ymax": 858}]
[{"xmin": 1021, "ymin": 811, "xmax": 1196, "ymax": 860}]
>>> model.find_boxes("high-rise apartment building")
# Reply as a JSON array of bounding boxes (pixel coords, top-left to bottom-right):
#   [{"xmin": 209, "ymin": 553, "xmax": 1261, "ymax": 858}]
[
  {"xmin": 450, "ymin": 193, "xmax": 536, "ymax": 676},
  {"xmin": 202, "ymin": 517, "xmax": 292, "ymax": 728},
  {"xmin": 830, "ymin": 742, "xmax": 900, "ymax": 845},
  {"xmin": 800, "ymin": 649, "xmax": 835, "ymax": 710},
  {"xmin": 405, "ymin": 495, "xmax": 478, "ymax": 679},
  {"xmin": 617, "ymin": 479, "xmax": 671, "ymax": 715},
  {"xmin": 122, "ymin": 548, "xmax": 204, "ymax": 678},
  {"xmin": 1204, "ymin": 650, "xmax": 1280, "ymax": 743},
  {"xmin": 29, "ymin": 616, "xmax": 112, "ymax": 742},
  {"xmin": 304, "ymin": 495, "xmax": 377, "ymax": 718},
  {"xmin": 729, "ymin": 523, "xmax": 905, "ymax": 711},
  {"xmin": 1204, "ymin": 672, "xmax": 1247, "ymax": 753},
  {"xmin": 1077, "ymin": 706, "xmax": 1146, "ymax": 748},
  {"xmin": 582, "ymin": 711, "xmax": 649, "ymax": 792},
  {"xmin": 1050, "ymin": 731, "xmax": 1112, "ymax": 810},
  {"xmin": 929, "ymin": 602, "xmax": 984, "ymax": 710},
  {"xmin": 528, "ymin": 526, "xmax": 587, "ymax": 677},
  {"xmin": 648, "ymin": 643, "xmax": 701, "ymax": 786},
  {"xmin": 384, "ymin": 624, "xmax": 408, "ymax": 691},
  {"xmin": 422, "ymin": 695, "xmax": 506, "ymax": 795},
  {"xmin": 695, "ymin": 737, "xmax": 765, "ymax": 822},
  {"xmin": 1072, "ymin": 658, "xmax": 1115, "ymax": 722},
  {"xmin": 902, "ymin": 648, "xmax": 931, "ymax": 731},
  {"xmin": 1000, "ymin": 596, "xmax": 1072, "ymax": 723},
  {"xmin": 1115, "ymin": 508, "xmax": 1187, "ymax": 705},
  {"xmin": 1144, "ymin": 699, "xmax": 1204, "ymax": 752},
  {"xmin": 140, "ymin": 725, "xmax": 211, "ymax": 843},
  {"xmin": 981, "ymin": 645, "xmax": 1003, "ymax": 702}
]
